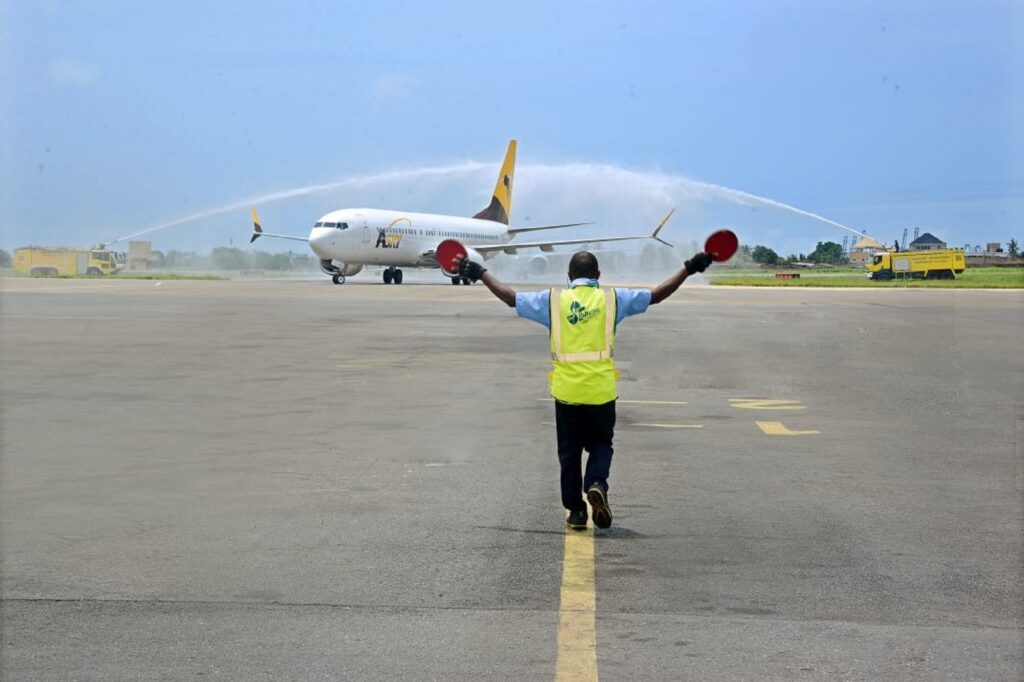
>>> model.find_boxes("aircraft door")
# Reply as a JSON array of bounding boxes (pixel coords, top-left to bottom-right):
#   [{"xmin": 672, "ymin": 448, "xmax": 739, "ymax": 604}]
[{"xmin": 360, "ymin": 217, "xmax": 372, "ymax": 245}]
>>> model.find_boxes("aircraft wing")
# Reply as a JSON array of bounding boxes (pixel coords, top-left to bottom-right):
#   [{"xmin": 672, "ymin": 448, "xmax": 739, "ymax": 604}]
[
  {"xmin": 472, "ymin": 209, "xmax": 674, "ymax": 255},
  {"xmin": 506, "ymin": 222, "xmax": 592, "ymax": 235},
  {"xmin": 249, "ymin": 207, "xmax": 309, "ymax": 243}
]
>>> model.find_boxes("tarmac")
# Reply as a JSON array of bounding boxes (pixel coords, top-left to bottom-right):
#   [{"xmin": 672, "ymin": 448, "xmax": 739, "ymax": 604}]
[{"xmin": 2, "ymin": 276, "xmax": 1022, "ymax": 681}]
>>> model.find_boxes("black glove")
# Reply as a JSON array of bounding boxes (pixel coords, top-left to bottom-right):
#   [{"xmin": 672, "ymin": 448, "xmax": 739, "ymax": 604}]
[
  {"xmin": 684, "ymin": 252, "xmax": 713, "ymax": 274},
  {"xmin": 457, "ymin": 257, "xmax": 487, "ymax": 282}
]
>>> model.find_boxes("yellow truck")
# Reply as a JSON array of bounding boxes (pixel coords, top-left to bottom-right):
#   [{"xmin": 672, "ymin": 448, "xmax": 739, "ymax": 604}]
[
  {"xmin": 865, "ymin": 249, "xmax": 966, "ymax": 280},
  {"xmin": 13, "ymin": 248, "xmax": 123, "ymax": 277}
]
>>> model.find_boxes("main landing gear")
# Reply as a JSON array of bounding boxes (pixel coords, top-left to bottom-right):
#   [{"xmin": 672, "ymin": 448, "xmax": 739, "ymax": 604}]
[
  {"xmin": 383, "ymin": 266, "xmax": 404, "ymax": 284},
  {"xmin": 450, "ymin": 276, "xmax": 472, "ymax": 285}
]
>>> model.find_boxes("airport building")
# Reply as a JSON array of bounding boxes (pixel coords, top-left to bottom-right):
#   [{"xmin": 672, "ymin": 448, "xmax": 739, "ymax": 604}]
[
  {"xmin": 848, "ymin": 236, "xmax": 884, "ymax": 266},
  {"xmin": 908, "ymin": 232, "xmax": 946, "ymax": 251}
]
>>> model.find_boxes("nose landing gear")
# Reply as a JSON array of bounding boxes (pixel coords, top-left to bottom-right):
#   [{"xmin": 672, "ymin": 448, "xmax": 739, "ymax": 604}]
[
  {"xmin": 332, "ymin": 274, "xmax": 345, "ymax": 285},
  {"xmin": 383, "ymin": 267, "xmax": 403, "ymax": 284}
]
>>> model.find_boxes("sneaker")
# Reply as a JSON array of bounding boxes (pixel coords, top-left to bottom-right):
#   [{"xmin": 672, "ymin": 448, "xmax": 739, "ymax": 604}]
[
  {"xmin": 566, "ymin": 508, "xmax": 588, "ymax": 530},
  {"xmin": 586, "ymin": 484, "xmax": 613, "ymax": 529}
]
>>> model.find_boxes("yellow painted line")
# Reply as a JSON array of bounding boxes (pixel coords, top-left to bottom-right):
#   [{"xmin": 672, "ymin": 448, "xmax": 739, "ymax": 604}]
[
  {"xmin": 729, "ymin": 398, "xmax": 806, "ymax": 410},
  {"xmin": 756, "ymin": 421, "xmax": 820, "ymax": 436},
  {"xmin": 555, "ymin": 524, "xmax": 598, "ymax": 682},
  {"xmin": 632, "ymin": 423, "xmax": 703, "ymax": 429},
  {"xmin": 536, "ymin": 398, "xmax": 688, "ymax": 405}
]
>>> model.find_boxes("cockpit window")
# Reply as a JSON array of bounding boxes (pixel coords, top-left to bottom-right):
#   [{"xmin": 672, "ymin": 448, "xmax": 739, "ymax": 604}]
[
  {"xmin": 323, "ymin": 222, "xmax": 336, "ymax": 228},
  {"xmin": 337, "ymin": 222, "xmax": 348, "ymax": 230},
  {"xmin": 314, "ymin": 221, "xmax": 324, "ymax": 227}
]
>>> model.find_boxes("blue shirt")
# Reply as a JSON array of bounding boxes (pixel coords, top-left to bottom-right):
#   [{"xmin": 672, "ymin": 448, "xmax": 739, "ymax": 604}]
[{"xmin": 515, "ymin": 278, "xmax": 651, "ymax": 329}]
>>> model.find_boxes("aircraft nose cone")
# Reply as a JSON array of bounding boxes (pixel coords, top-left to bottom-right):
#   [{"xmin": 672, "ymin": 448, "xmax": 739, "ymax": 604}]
[{"xmin": 309, "ymin": 228, "xmax": 332, "ymax": 258}]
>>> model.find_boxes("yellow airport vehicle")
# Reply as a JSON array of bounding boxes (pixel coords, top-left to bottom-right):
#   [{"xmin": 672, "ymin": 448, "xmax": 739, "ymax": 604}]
[
  {"xmin": 865, "ymin": 249, "xmax": 966, "ymax": 280},
  {"xmin": 13, "ymin": 247, "xmax": 123, "ymax": 277}
]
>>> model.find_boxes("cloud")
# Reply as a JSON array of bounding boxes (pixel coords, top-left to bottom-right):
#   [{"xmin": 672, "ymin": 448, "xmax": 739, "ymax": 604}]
[
  {"xmin": 49, "ymin": 57, "xmax": 100, "ymax": 88},
  {"xmin": 368, "ymin": 73, "xmax": 414, "ymax": 103}
]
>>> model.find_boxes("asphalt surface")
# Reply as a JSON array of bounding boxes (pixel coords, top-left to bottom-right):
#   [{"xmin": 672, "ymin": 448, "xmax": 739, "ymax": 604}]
[{"xmin": 2, "ymin": 277, "xmax": 1022, "ymax": 680}]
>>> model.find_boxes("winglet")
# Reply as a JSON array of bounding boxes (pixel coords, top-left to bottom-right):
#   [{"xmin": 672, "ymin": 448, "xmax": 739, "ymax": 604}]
[
  {"xmin": 250, "ymin": 207, "xmax": 263, "ymax": 243},
  {"xmin": 652, "ymin": 209, "xmax": 675, "ymax": 247}
]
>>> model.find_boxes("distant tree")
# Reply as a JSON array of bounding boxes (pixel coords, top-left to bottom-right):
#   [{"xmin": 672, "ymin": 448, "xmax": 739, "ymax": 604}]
[
  {"xmin": 165, "ymin": 250, "xmax": 200, "ymax": 268},
  {"xmin": 291, "ymin": 253, "xmax": 317, "ymax": 271},
  {"xmin": 211, "ymin": 247, "xmax": 250, "ymax": 270},
  {"xmin": 1009, "ymin": 239, "xmax": 1020, "ymax": 259},
  {"xmin": 750, "ymin": 245, "xmax": 779, "ymax": 265},
  {"xmin": 808, "ymin": 241, "xmax": 846, "ymax": 264},
  {"xmin": 0, "ymin": 249, "xmax": 11, "ymax": 268}
]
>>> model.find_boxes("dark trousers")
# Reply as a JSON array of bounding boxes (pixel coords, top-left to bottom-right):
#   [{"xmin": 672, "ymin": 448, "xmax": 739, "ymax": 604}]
[{"xmin": 554, "ymin": 399, "xmax": 616, "ymax": 512}]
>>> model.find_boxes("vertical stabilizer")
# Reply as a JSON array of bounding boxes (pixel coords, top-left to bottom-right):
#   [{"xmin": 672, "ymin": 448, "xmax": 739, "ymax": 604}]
[{"xmin": 472, "ymin": 139, "xmax": 516, "ymax": 224}]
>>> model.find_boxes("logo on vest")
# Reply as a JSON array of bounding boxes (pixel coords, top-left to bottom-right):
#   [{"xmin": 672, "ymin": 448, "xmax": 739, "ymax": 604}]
[{"xmin": 567, "ymin": 299, "xmax": 601, "ymax": 325}]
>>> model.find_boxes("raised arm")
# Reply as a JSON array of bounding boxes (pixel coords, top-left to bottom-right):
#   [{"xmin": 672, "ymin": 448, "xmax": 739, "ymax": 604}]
[
  {"xmin": 650, "ymin": 252, "xmax": 713, "ymax": 304},
  {"xmin": 458, "ymin": 258, "xmax": 516, "ymax": 307},
  {"xmin": 480, "ymin": 271, "xmax": 516, "ymax": 307}
]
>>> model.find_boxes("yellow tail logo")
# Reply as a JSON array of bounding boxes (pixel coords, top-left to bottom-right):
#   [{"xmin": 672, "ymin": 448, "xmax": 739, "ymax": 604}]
[{"xmin": 472, "ymin": 139, "xmax": 516, "ymax": 225}]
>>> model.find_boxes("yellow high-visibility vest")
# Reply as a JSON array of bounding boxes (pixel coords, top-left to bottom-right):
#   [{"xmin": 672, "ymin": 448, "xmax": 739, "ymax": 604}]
[{"xmin": 548, "ymin": 285, "xmax": 618, "ymax": 404}]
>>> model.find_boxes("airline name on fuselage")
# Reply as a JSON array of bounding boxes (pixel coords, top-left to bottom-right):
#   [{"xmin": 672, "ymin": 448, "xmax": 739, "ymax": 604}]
[{"xmin": 375, "ymin": 228, "xmax": 403, "ymax": 249}]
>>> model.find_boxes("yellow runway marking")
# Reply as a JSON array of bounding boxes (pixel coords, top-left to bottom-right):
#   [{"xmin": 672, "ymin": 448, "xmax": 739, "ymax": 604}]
[
  {"xmin": 730, "ymin": 398, "xmax": 806, "ymax": 410},
  {"xmin": 555, "ymin": 525, "xmax": 598, "ymax": 682},
  {"xmin": 756, "ymin": 421, "xmax": 820, "ymax": 436}
]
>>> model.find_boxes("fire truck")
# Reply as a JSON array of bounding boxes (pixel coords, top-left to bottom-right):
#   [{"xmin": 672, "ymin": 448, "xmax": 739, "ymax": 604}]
[
  {"xmin": 14, "ymin": 247, "xmax": 124, "ymax": 277},
  {"xmin": 865, "ymin": 249, "xmax": 966, "ymax": 280}
]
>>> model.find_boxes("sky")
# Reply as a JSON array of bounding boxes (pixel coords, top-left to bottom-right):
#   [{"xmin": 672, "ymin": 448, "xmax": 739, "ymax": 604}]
[{"xmin": 2, "ymin": 0, "xmax": 1021, "ymax": 257}]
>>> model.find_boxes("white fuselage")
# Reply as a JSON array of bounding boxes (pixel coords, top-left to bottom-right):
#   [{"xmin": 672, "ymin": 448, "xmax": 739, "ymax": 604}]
[{"xmin": 308, "ymin": 208, "xmax": 510, "ymax": 268}]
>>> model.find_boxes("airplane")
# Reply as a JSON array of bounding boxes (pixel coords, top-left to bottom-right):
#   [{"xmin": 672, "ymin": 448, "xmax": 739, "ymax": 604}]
[{"xmin": 249, "ymin": 139, "xmax": 673, "ymax": 284}]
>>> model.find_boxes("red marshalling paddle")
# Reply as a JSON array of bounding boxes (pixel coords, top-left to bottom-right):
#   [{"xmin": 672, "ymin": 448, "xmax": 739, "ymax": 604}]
[
  {"xmin": 705, "ymin": 229, "xmax": 739, "ymax": 262},
  {"xmin": 435, "ymin": 239, "xmax": 468, "ymax": 276}
]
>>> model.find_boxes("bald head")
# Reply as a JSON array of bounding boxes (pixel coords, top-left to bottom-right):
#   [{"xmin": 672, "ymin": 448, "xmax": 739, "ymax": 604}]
[{"xmin": 568, "ymin": 251, "xmax": 600, "ymax": 280}]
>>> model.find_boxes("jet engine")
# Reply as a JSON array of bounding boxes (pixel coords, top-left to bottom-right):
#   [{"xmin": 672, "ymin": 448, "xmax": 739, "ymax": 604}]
[
  {"xmin": 319, "ymin": 259, "xmax": 363, "ymax": 277},
  {"xmin": 528, "ymin": 255, "xmax": 549, "ymax": 276}
]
